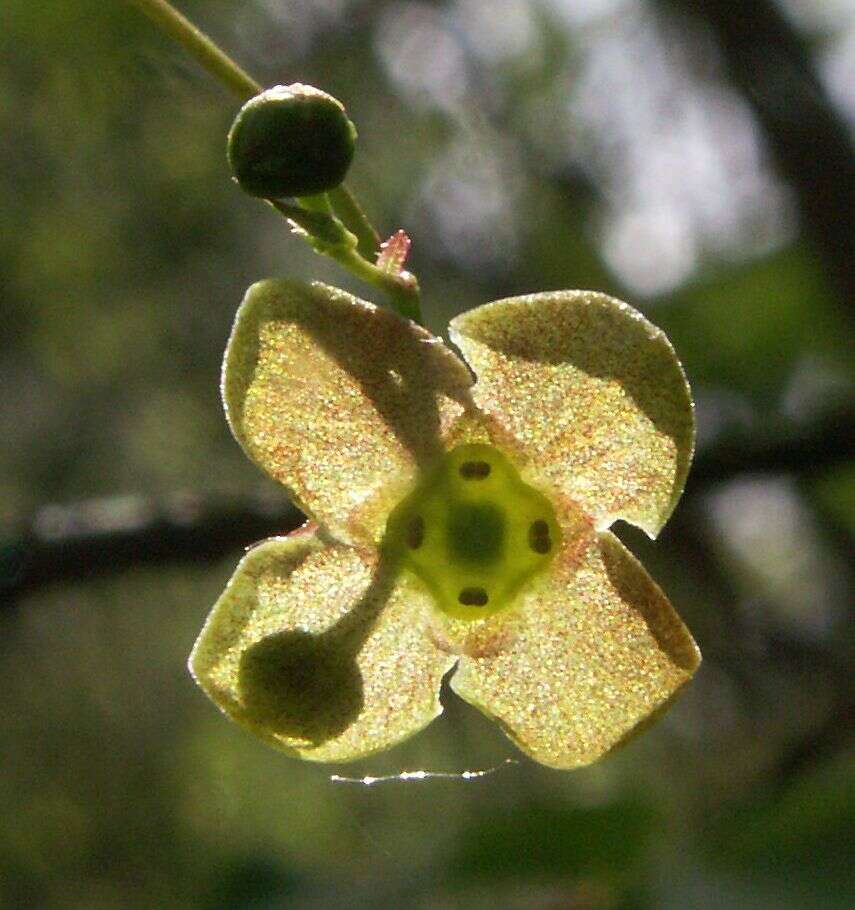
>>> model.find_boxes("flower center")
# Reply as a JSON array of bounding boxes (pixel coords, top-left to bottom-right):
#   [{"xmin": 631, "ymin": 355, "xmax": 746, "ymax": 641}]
[
  {"xmin": 383, "ymin": 443, "xmax": 560, "ymax": 620},
  {"xmin": 448, "ymin": 501, "xmax": 505, "ymax": 565}
]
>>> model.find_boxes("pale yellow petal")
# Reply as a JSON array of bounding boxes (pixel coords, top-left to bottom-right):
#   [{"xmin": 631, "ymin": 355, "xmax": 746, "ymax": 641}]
[
  {"xmin": 190, "ymin": 527, "xmax": 457, "ymax": 763},
  {"xmin": 450, "ymin": 531, "xmax": 700, "ymax": 769},
  {"xmin": 449, "ymin": 291, "xmax": 694, "ymax": 537},
  {"xmin": 224, "ymin": 280, "xmax": 473, "ymax": 544}
]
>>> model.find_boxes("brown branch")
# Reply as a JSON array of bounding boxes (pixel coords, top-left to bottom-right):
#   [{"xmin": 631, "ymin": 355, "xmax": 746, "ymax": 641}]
[
  {"xmin": 658, "ymin": 0, "xmax": 855, "ymax": 311},
  {"xmin": 1, "ymin": 402, "xmax": 850, "ymax": 607},
  {"xmin": 0, "ymin": 493, "xmax": 303, "ymax": 608},
  {"xmin": 2, "ymin": 408, "xmax": 851, "ymax": 795},
  {"xmin": 687, "ymin": 402, "xmax": 854, "ymax": 491}
]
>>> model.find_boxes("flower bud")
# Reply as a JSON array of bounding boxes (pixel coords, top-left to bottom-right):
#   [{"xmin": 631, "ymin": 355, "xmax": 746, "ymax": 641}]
[{"xmin": 227, "ymin": 84, "xmax": 357, "ymax": 198}]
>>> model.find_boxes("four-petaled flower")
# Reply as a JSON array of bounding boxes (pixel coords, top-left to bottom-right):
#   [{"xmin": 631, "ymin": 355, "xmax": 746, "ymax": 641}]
[{"xmin": 190, "ymin": 280, "xmax": 700, "ymax": 769}]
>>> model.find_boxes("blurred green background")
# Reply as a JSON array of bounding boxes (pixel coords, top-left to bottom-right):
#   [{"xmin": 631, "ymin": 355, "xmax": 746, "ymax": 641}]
[{"xmin": 1, "ymin": 1, "xmax": 853, "ymax": 907}]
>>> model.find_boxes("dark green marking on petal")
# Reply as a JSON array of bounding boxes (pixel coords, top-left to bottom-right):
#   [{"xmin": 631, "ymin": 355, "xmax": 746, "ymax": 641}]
[{"xmin": 383, "ymin": 443, "xmax": 561, "ymax": 620}]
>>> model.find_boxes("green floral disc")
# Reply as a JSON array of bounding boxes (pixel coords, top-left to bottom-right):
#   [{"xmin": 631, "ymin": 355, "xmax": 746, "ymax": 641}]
[{"xmin": 384, "ymin": 444, "xmax": 561, "ymax": 620}]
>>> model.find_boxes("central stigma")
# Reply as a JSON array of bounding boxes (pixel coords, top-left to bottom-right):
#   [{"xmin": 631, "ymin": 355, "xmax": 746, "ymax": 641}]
[
  {"xmin": 448, "ymin": 502, "xmax": 505, "ymax": 565},
  {"xmin": 383, "ymin": 443, "xmax": 560, "ymax": 620}
]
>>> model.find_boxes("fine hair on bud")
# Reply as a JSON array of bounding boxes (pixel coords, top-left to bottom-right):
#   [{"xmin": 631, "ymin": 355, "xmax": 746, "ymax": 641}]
[{"xmin": 227, "ymin": 84, "xmax": 357, "ymax": 199}]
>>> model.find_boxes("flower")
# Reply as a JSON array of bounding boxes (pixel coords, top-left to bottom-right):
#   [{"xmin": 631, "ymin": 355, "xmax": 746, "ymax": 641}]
[{"xmin": 189, "ymin": 279, "xmax": 700, "ymax": 769}]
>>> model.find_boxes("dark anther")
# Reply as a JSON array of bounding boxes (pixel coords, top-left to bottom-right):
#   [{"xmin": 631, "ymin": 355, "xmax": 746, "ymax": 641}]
[
  {"xmin": 458, "ymin": 587, "xmax": 489, "ymax": 606},
  {"xmin": 459, "ymin": 460, "xmax": 491, "ymax": 479},
  {"xmin": 528, "ymin": 519, "xmax": 552, "ymax": 554},
  {"xmin": 406, "ymin": 515, "xmax": 425, "ymax": 549}
]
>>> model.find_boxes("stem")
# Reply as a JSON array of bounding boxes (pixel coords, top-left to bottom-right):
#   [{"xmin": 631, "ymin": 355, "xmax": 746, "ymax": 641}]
[
  {"xmin": 270, "ymin": 202, "xmax": 422, "ymax": 323},
  {"xmin": 127, "ymin": 0, "xmax": 422, "ymax": 322},
  {"xmin": 336, "ymin": 249, "xmax": 423, "ymax": 323},
  {"xmin": 269, "ymin": 199, "xmax": 349, "ymax": 246},
  {"xmin": 328, "ymin": 185, "xmax": 380, "ymax": 259},
  {"xmin": 128, "ymin": 0, "xmax": 261, "ymax": 100},
  {"xmin": 298, "ymin": 193, "xmax": 334, "ymax": 215}
]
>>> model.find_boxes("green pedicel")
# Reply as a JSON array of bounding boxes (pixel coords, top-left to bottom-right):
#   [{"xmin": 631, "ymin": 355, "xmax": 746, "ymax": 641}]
[{"xmin": 384, "ymin": 444, "xmax": 561, "ymax": 620}]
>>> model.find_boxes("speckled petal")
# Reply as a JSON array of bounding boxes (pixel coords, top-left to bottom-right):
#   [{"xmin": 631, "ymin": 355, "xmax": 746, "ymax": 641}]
[
  {"xmin": 224, "ymin": 280, "xmax": 473, "ymax": 544},
  {"xmin": 450, "ymin": 531, "xmax": 700, "ymax": 769},
  {"xmin": 449, "ymin": 292, "xmax": 694, "ymax": 537},
  {"xmin": 189, "ymin": 526, "xmax": 458, "ymax": 763}
]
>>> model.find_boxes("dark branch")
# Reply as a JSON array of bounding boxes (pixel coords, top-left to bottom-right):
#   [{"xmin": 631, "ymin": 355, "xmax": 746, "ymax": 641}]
[
  {"xmin": 2, "ymin": 403, "xmax": 851, "ymax": 607},
  {"xmin": 659, "ymin": 0, "xmax": 855, "ymax": 311},
  {"xmin": 0, "ymin": 493, "xmax": 303, "ymax": 609},
  {"xmin": 687, "ymin": 403, "xmax": 854, "ymax": 491}
]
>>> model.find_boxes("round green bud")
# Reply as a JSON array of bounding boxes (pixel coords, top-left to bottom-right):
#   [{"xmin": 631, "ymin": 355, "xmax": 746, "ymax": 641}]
[{"xmin": 227, "ymin": 84, "xmax": 357, "ymax": 198}]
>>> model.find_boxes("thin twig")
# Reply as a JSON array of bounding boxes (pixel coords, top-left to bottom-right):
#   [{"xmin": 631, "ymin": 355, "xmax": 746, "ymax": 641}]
[
  {"xmin": 126, "ymin": 0, "xmax": 422, "ymax": 321},
  {"xmin": 128, "ymin": 0, "xmax": 261, "ymax": 99}
]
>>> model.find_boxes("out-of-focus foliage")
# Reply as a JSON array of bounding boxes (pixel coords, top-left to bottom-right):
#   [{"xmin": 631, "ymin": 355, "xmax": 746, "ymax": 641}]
[{"xmin": 1, "ymin": 1, "xmax": 852, "ymax": 907}]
